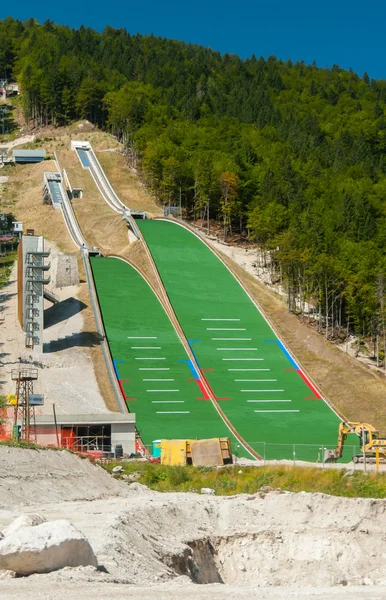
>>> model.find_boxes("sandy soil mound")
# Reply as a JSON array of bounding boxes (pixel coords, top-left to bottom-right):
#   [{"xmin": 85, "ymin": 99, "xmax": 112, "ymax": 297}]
[{"xmin": 0, "ymin": 447, "xmax": 124, "ymax": 509}]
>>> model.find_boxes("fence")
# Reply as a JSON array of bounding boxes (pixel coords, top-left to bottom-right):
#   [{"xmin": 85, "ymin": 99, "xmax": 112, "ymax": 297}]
[
  {"xmin": 240, "ymin": 441, "xmax": 359, "ymax": 464},
  {"xmin": 164, "ymin": 205, "xmax": 182, "ymax": 218},
  {"xmin": 141, "ymin": 441, "xmax": 375, "ymax": 469}
]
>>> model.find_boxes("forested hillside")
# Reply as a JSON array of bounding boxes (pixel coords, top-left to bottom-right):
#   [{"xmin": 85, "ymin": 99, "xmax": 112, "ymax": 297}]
[{"xmin": 2, "ymin": 17, "xmax": 386, "ymax": 353}]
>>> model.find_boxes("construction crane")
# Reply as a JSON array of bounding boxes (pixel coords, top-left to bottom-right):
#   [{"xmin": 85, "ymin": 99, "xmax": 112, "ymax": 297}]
[{"xmin": 325, "ymin": 421, "xmax": 386, "ymax": 463}]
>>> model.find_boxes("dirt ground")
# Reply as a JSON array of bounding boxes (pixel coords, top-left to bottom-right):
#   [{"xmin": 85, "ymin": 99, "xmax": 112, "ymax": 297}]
[{"xmin": 1, "ymin": 446, "xmax": 386, "ymax": 599}]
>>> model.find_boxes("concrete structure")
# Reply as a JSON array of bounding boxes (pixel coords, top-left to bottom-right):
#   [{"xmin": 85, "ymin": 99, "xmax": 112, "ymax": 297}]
[
  {"xmin": 70, "ymin": 140, "xmax": 90, "ymax": 152},
  {"xmin": 34, "ymin": 413, "xmax": 136, "ymax": 455},
  {"xmin": 43, "ymin": 172, "xmax": 63, "ymax": 209},
  {"xmin": 18, "ymin": 235, "xmax": 50, "ymax": 352},
  {"xmin": 71, "ymin": 140, "xmax": 146, "ymax": 219},
  {"xmin": 55, "ymin": 253, "xmax": 79, "ymax": 288},
  {"xmin": 13, "ymin": 149, "xmax": 46, "ymax": 163}
]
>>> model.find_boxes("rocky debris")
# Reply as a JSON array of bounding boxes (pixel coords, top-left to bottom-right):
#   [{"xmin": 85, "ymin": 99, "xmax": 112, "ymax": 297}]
[
  {"xmin": 0, "ymin": 519, "xmax": 97, "ymax": 575},
  {"xmin": 0, "ymin": 569, "xmax": 16, "ymax": 580},
  {"xmin": 201, "ymin": 488, "xmax": 215, "ymax": 495}
]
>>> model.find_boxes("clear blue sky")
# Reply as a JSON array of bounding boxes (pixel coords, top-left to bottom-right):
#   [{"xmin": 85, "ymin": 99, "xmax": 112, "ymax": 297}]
[{"xmin": 1, "ymin": 0, "xmax": 384, "ymax": 79}]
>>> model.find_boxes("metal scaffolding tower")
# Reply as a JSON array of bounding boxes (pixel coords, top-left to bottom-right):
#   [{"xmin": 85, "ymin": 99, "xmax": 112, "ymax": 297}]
[
  {"xmin": 11, "ymin": 368, "xmax": 39, "ymax": 442},
  {"xmin": 19, "ymin": 236, "xmax": 51, "ymax": 352}
]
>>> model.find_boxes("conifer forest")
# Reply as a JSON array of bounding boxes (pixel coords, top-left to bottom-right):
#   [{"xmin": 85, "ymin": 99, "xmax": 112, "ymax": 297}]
[{"xmin": 2, "ymin": 18, "xmax": 386, "ymax": 353}]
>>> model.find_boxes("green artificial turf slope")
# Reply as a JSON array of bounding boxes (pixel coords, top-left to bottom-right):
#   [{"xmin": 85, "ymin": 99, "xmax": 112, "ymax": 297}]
[
  {"xmin": 90, "ymin": 256, "xmax": 247, "ymax": 454},
  {"xmin": 138, "ymin": 219, "xmax": 357, "ymax": 462}
]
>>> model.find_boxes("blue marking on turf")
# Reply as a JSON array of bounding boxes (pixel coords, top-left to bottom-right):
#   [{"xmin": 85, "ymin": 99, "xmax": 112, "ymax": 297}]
[
  {"xmin": 264, "ymin": 340, "xmax": 299, "ymax": 369},
  {"xmin": 179, "ymin": 359, "xmax": 200, "ymax": 380},
  {"xmin": 187, "ymin": 340, "xmax": 201, "ymax": 368},
  {"xmin": 113, "ymin": 360, "xmax": 124, "ymax": 379}
]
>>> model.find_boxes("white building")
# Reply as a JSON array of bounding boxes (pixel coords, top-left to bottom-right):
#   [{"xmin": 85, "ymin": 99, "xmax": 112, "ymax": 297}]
[{"xmin": 34, "ymin": 413, "xmax": 136, "ymax": 456}]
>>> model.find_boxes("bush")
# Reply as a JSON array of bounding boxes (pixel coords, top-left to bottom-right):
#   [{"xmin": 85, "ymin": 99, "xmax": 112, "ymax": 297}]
[
  {"xmin": 168, "ymin": 466, "xmax": 191, "ymax": 486},
  {"xmin": 142, "ymin": 465, "xmax": 168, "ymax": 485}
]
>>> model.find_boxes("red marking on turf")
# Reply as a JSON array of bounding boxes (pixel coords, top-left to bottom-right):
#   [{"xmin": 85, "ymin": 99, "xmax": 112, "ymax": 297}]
[
  {"xmin": 125, "ymin": 397, "xmax": 137, "ymax": 401},
  {"xmin": 197, "ymin": 397, "xmax": 210, "ymax": 401},
  {"xmin": 199, "ymin": 369, "xmax": 230, "ymax": 402},
  {"xmin": 284, "ymin": 368, "xmax": 298, "ymax": 372},
  {"xmin": 297, "ymin": 370, "xmax": 321, "ymax": 399},
  {"xmin": 120, "ymin": 379, "xmax": 130, "ymax": 382},
  {"xmin": 305, "ymin": 396, "xmax": 320, "ymax": 401},
  {"xmin": 197, "ymin": 379, "xmax": 209, "ymax": 399},
  {"xmin": 201, "ymin": 368, "xmax": 214, "ymax": 372},
  {"xmin": 187, "ymin": 377, "xmax": 196, "ymax": 382},
  {"xmin": 118, "ymin": 380, "xmax": 127, "ymax": 400}
]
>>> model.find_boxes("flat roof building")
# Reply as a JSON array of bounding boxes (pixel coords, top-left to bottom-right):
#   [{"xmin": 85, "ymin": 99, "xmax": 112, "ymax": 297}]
[
  {"xmin": 34, "ymin": 413, "xmax": 136, "ymax": 456},
  {"xmin": 13, "ymin": 149, "xmax": 46, "ymax": 163}
]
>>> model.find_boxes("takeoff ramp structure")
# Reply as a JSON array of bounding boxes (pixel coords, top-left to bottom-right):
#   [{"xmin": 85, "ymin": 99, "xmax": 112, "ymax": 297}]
[{"xmin": 71, "ymin": 141, "xmax": 146, "ymax": 225}]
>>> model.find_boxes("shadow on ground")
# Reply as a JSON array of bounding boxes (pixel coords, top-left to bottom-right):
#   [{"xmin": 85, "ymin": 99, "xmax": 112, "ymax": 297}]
[
  {"xmin": 0, "ymin": 293, "xmax": 16, "ymax": 302},
  {"xmin": 1, "ymin": 279, "xmax": 16, "ymax": 288},
  {"xmin": 43, "ymin": 331, "xmax": 102, "ymax": 353},
  {"xmin": 44, "ymin": 297, "xmax": 87, "ymax": 328}
]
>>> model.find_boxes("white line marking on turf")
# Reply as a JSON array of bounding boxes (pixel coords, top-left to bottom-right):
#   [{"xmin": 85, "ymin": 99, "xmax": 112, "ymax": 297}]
[
  {"xmin": 217, "ymin": 348, "xmax": 257, "ymax": 351},
  {"xmin": 135, "ymin": 358, "xmax": 166, "ymax": 360},
  {"xmin": 212, "ymin": 338, "xmax": 252, "ymax": 340},
  {"xmin": 156, "ymin": 411, "xmax": 190, "ymax": 414},
  {"xmin": 127, "ymin": 336, "xmax": 157, "ymax": 339},
  {"xmin": 235, "ymin": 379, "xmax": 277, "ymax": 382},
  {"xmin": 139, "ymin": 368, "xmax": 170, "ymax": 371},
  {"xmin": 143, "ymin": 379, "xmax": 175, "ymax": 382},
  {"xmin": 202, "ymin": 318, "xmax": 240, "ymax": 321},
  {"xmin": 222, "ymin": 358, "xmax": 263, "ymax": 361},
  {"xmin": 228, "ymin": 368, "xmax": 270, "ymax": 371},
  {"xmin": 253, "ymin": 410, "xmax": 299, "ymax": 413},
  {"xmin": 131, "ymin": 346, "xmax": 161, "ymax": 349},
  {"xmin": 207, "ymin": 328, "xmax": 246, "ymax": 331},
  {"xmin": 241, "ymin": 389, "xmax": 284, "ymax": 392},
  {"xmin": 152, "ymin": 401, "xmax": 184, "ymax": 404},
  {"xmin": 147, "ymin": 389, "xmax": 179, "ymax": 392},
  {"xmin": 247, "ymin": 399, "xmax": 291, "ymax": 403}
]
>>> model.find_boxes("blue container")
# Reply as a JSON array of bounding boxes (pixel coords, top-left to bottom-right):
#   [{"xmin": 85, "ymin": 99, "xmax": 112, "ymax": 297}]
[{"xmin": 152, "ymin": 440, "xmax": 162, "ymax": 458}]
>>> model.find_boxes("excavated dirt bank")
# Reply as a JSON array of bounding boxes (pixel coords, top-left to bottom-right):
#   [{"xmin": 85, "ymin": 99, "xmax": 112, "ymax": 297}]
[{"xmin": 1, "ymin": 447, "xmax": 386, "ymax": 599}]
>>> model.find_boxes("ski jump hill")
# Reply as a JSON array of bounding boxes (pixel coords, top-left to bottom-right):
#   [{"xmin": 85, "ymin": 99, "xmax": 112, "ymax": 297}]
[{"xmin": 57, "ymin": 141, "xmax": 351, "ymax": 462}]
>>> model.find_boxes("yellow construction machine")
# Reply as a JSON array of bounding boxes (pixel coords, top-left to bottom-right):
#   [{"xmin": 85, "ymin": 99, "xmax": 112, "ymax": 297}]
[{"xmin": 325, "ymin": 421, "xmax": 386, "ymax": 463}]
